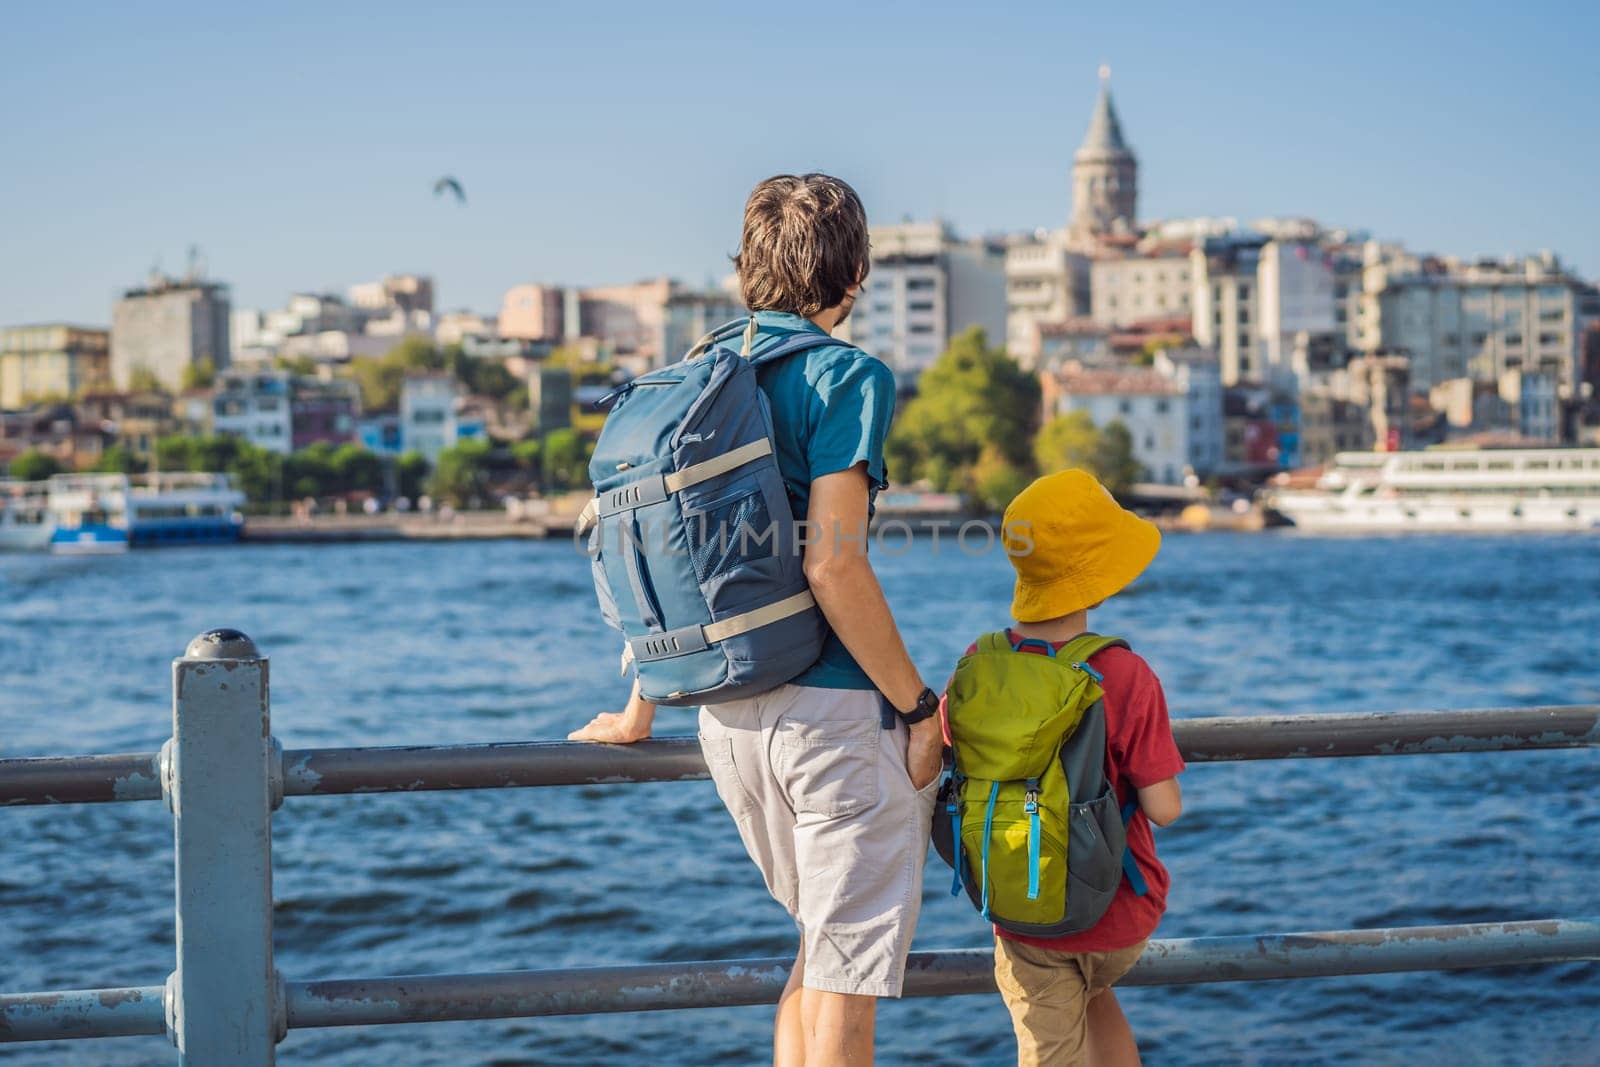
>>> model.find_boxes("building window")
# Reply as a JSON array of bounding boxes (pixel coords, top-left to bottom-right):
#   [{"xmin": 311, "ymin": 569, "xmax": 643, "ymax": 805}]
[
  {"xmin": 908, "ymin": 324, "xmax": 934, "ymax": 334},
  {"xmin": 1538, "ymin": 331, "xmax": 1562, "ymax": 346},
  {"xmin": 1238, "ymin": 283, "xmax": 1251, "ymax": 300},
  {"xmin": 908, "ymin": 301, "xmax": 935, "ymax": 313},
  {"xmin": 1119, "ymin": 400, "xmax": 1132, "ymax": 415},
  {"xmin": 1155, "ymin": 399, "xmax": 1169, "ymax": 413}
]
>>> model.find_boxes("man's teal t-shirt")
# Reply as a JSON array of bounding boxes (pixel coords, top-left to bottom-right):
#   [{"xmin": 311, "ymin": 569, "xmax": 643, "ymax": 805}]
[{"xmin": 746, "ymin": 310, "xmax": 897, "ymax": 691}]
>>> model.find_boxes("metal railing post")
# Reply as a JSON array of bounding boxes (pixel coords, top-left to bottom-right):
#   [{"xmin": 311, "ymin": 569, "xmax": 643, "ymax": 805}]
[{"xmin": 164, "ymin": 629, "xmax": 280, "ymax": 1064}]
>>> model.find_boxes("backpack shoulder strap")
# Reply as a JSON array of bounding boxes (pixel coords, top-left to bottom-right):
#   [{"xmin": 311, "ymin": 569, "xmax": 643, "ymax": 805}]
[
  {"xmin": 1058, "ymin": 632, "xmax": 1128, "ymax": 664},
  {"xmin": 685, "ymin": 317, "xmax": 751, "ymax": 360},
  {"xmin": 745, "ymin": 330, "xmax": 851, "ymax": 368},
  {"xmin": 973, "ymin": 630, "xmax": 1012, "ymax": 654}
]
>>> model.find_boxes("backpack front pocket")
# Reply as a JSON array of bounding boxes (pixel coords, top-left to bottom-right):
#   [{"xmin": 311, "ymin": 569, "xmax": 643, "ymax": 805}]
[{"xmin": 683, "ymin": 474, "xmax": 776, "ymax": 586}]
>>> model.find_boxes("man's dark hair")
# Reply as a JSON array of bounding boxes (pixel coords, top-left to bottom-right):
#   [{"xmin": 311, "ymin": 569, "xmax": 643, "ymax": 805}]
[{"xmin": 735, "ymin": 174, "xmax": 870, "ymax": 317}]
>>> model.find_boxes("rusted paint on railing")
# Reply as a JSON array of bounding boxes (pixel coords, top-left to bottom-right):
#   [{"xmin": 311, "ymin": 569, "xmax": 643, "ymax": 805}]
[
  {"xmin": 4, "ymin": 705, "xmax": 1597, "ymax": 806},
  {"xmin": 6, "ymin": 919, "xmax": 1596, "ymax": 1041}
]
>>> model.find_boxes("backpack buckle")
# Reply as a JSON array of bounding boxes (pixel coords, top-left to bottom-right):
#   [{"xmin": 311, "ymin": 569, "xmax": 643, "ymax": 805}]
[
  {"xmin": 1070, "ymin": 660, "xmax": 1105, "ymax": 683},
  {"xmin": 1023, "ymin": 787, "xmax": 1039, "ymax": 815}
]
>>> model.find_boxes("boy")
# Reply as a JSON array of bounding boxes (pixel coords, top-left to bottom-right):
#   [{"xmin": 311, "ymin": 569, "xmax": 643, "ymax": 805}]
[
  {"xmin": 570, "ymin": 174, "xmax": 944, "ymax": 1066},
  {"xmin": 952, "ymin": 469, "xmax": 1184, "ymax": 1067}
]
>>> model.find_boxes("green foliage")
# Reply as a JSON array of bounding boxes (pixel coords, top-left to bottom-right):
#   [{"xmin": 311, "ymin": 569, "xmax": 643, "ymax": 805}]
[
  {"xmin": 8, "ymin": 449, "xmax": 64, "ymax": 481},
  {"xmin": 540, "ymin": 428, "xmax": 592, "ymax": 491},
  {"xmin": 969, "ymin": 444, "xmax": 1032, "ymax": 514},
  {"xmin": 426, "ymin": 440, "xmax": 493, "ymax": 506},
  {"xmin": 396, "ymin": 451, "xmax": 430, "ymax": 501},
  {"xmin": 91, "ymin": 444, "xmax": 148, "ymax": 475},
  {"xmin": 181, "ymin": 358, "xmax": 216, "ymax": 391},
  {"xmin": 1034, "ymin": 410, "xmax": 1101, "ymax": 474},
  {"xmin": 150, "ymin": 434, "xmax": 400, "ymax": 505},
  {"xmin": 348, "ymin": 336, "xmax": 445, "ymax": 412},
  {"xmin": 345, "ymin": 337, "xmax": 522, "ymax": 412},
  {"xmin": 274, "ymin": 355, "xmax": 319, "ymax": 376},
  {"xmin": 330, "ymin": 443, "xmax": 384, "ymax": 495},
  {"xmin": 450, "ymin": 350, "xmax": 520, "ymax": 402},
  {"xmin": 1033, "ymin": 412, "xmax": 1145, "ymax": 496},
  {"xmin": 126, "ymin": 366, "xmax": 167, "ymax": 395},
  {"xmin": 886, "ymin": 327, "xmax": 1040, "ymax": 496},
  {"xmin": 510, "ymin": 438, "xmax": 542, "ymax": 473},
  {"xmin": 1093, "ymin": 420, "xmax": 1144, "ymax": 496}
]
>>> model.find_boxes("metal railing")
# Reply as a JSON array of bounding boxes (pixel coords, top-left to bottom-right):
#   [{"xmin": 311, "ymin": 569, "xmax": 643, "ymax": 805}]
[{"xmin": 1, "ymin": 628, "xmax": 1597, "ymax": 1063}]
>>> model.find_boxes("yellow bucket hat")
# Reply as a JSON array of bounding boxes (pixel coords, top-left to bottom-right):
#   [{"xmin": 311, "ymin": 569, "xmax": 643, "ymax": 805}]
[{"xmin": 1001, "ymin": 469, "xmax": 1161, "ymax": 622}]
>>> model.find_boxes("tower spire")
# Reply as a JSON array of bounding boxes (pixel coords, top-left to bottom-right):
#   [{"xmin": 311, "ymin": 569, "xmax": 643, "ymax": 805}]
[{"xmin": 1070, "ymin": 65, "xmax": 1138, "ymax": 240}]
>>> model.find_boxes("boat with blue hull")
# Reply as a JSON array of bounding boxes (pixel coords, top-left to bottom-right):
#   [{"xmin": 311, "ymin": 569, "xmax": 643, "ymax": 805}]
[{"xmin": 0, "ymin": 473, "xmax": 246, "ymax": 553}]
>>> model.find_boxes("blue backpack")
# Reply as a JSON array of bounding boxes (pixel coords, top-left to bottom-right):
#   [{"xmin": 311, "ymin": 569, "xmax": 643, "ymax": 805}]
[{"xmin": 581, "ymin": 318, "xmax": 837, "ymax": 706}]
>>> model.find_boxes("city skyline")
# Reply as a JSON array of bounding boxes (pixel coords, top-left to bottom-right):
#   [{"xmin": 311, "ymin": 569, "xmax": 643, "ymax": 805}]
[{"xmin": 4, "ymin": 1, "xmax": 1598, "ymax": 326}]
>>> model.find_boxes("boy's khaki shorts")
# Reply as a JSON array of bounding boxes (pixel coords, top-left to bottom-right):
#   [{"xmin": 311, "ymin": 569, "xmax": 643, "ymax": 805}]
[
  {"xmin": 698, "ymin": 685, "xmax": 941, "ymax": 997},
  {"xmin": 993, "ymin": 935, "xmax": 1150, "ymax": 1067}
]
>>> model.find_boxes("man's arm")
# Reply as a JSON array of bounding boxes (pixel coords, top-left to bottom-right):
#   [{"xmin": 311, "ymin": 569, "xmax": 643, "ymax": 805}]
[
  {"xmin": 569, "ymin": 677, "xmax": 656, "ymax": 743},
  {"xmin": 804, "ymin": 463, "xmax": 942, "ymax": 789}
]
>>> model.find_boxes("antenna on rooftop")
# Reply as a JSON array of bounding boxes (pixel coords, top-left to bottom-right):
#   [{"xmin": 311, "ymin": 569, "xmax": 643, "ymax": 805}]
[{"xmin": 186, "ymin": 244, "xmax": 206, "ymax": 283}]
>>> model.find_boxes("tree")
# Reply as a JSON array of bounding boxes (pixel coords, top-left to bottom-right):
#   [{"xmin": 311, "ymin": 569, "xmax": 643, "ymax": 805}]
[
  {"xmin": 395, "ymin": 451, "xmax": 430, "ymax": 501},
  {"xmin": 1093, "ymin": 420, "xmax": 1144, "ymax": 496},
  {"xmin": 92, "ymin": 444, "xmax": 148, "ymax": 475},
  {"xmin": 348, "ymin": 337, "xmax": 446, "ymax": 412},
  {"xmin": 426, "ymin": 440, "xmax": 492, "ymax": 506},
  {"xmin": 970, "ymin": 444, "xmax": 1031, "ymax": 514},
  {"xmin": 1033, "ymin": 411, "xmax": 1145, "ymax": 497},
  {"xmin": 9, "ymin": 449, "xmax": 63, "ymax": 481},
  {"xmin": 510, "ymin": 438, "xmax": 542, "ymax": 475},
  {"xmin": 127, "ymin": 366, "xmax": 167, "ymax": 395},
  {"xmin": 1034, "ymin": 411, "xmax": 1102, "ymax": 475},
  {"xmin": 541, "ymin": 428, "xmax": 591, "ymax": 492},
  {"xmin": 181, "ymin": 358, "xmax": 216, "ymax": 391},
  {"xmin": 886, "ymin": 327, "xmax": 1040, "ymax": 497},
  {"xmin": 330, "ymin": 443, "xmax": 384, "ymax": 496}
]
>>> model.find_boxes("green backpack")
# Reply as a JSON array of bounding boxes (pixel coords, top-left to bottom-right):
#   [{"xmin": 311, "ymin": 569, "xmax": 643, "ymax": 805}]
[{"xmin": 932, "ymin": 631, "xmax": 1148, "ymax": 937}]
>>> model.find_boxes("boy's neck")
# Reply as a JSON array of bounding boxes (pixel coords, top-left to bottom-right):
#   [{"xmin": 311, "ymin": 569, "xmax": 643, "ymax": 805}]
[{"xmin": 1010, "ymin": 611, "xmax": 1089, "ymax": 645}]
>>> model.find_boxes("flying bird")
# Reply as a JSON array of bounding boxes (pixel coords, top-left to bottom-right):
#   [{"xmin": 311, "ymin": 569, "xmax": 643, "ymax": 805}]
[{"xmin": 433, "ymin": 176, "xmax": 466, "ymax": 204}]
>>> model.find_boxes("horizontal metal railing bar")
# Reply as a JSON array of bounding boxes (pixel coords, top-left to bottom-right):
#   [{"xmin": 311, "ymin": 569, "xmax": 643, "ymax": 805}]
[
  {"xmin": 3, "ymin": 706, "xmax": 1596, "ymax": 807},
  {"xmin": 5, "ymin": 918, "xmax": 1597, "ymax": 1041},
  {"xmin": 0, "ymin": 752, "xmax": 160, "ymax": 806}
]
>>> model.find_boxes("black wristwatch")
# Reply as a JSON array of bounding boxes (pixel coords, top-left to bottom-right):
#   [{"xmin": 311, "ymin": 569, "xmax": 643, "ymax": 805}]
[{"xmin": 897, "ymin": 686, "xmax": 940, "ymax": 726}]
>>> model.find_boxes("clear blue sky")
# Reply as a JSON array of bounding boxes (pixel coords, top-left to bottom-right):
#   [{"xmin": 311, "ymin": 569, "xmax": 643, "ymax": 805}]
[{"xmin": 4, "ymin": 1, "xmax": 1597, "ymax": 327}]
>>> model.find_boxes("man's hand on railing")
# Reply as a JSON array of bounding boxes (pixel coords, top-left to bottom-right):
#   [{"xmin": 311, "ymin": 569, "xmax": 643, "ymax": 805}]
[{"xmin": 568, "ymin": 679, "xmax": 657, "ymax": 744}]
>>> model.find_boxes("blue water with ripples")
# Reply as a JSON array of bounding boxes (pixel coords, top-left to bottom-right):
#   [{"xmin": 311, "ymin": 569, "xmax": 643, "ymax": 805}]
[{"xmin": 2, "ymin": 534, "xmax": 1598, "ymax": 1065}]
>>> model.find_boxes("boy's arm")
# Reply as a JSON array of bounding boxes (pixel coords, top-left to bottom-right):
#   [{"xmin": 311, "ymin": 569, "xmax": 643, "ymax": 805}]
[
  {"xmin": 805, "ymin": 464, "xmax": 942, "ymax": 789},
  {"xmin": 569, "ymin": 677, "xmax": 657, "ymax": 743},
  {"xmin": 1137, "ymin": 777, "xmax": 1182, "ymax": 826}
]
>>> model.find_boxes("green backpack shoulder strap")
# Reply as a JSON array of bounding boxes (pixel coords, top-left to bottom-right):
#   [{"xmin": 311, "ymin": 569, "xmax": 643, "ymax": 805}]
[
  {"xmin": 973, "ymin": 630, "xmax": 1013, "ymax": 655},
  {"xmin": 1056, "ymin": 632, "xmax": 1129, "ymax": 677}
]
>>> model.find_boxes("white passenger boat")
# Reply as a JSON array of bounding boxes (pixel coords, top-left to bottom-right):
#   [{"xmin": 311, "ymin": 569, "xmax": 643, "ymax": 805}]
[
  {"xmin": 1269, "ymin": 448, "xmax": 1600, "ymax": 533},
  {"xmin": 1, "ymin": 473, "xmax": 246, "ymax": 553},
  {"xmin": 0, "ymin": 480, "xmax": 54, "ymax": 550}
]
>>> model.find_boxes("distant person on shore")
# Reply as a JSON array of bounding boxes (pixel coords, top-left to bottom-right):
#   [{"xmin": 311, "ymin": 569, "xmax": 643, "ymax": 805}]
[
  {"xmin": 570, "ymin": 173, "xmax": 943, "ymax": 1065},
  {"xmin": 940, "ymin": 471, "xmax": 1184, "ymax": 1067}
]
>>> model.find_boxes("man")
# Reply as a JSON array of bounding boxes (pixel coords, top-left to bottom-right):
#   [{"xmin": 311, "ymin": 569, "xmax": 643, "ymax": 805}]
[{"xmin": 570, "ymin": 173, "xmax": 942, "ymax": 1065}]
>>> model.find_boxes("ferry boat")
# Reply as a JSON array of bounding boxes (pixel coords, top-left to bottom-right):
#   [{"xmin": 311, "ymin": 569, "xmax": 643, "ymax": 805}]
[
  {"xmin": 0, "ymin": 480, "xmax": 54, "ymax": 551},
  {"xmin": 1269, "ymin": 448, "xmax": 1600, "ymax": 533},
  {"xmin": 0, "ymin": 473, "xmax": 246, "ymax": 553}
]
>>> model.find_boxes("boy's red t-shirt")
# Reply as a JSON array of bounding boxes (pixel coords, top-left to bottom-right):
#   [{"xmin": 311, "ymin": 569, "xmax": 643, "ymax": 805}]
[{"xmin": 947, "ymin": 631, "xmax": 1185, "ymax": 954}]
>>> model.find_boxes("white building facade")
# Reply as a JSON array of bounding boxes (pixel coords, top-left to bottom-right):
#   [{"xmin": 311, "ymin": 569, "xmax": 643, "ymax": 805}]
[
  {"xmin": 1360, "ymin": 250, "xmax": 1600, "ymax": 393},
  {"xmin": 1046, "ymin": 350, "xmax": 1223, "ymax": 484},
  {"xmin": 400, "ymin": 375, "xmax": 458, "ymax": 462},
  {"xmin": 845, "ymin": 220, "xmax": 1006, "ymax": 379}
]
